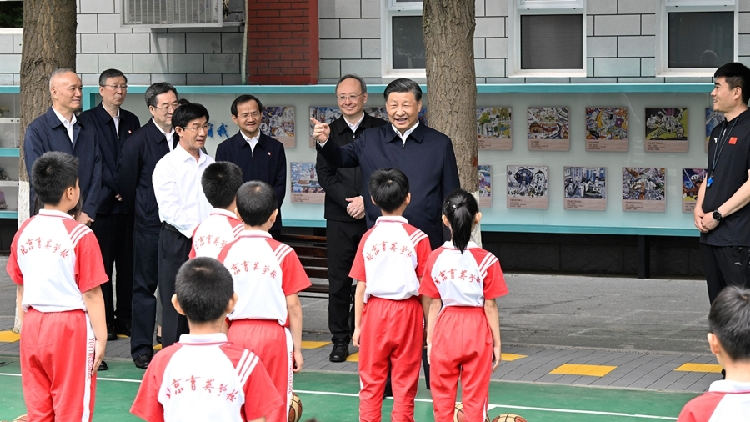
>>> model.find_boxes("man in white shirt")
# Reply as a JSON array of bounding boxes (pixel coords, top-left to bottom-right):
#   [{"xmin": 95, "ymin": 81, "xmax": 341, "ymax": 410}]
[{"xmin": 153, "ymin": 102, "xmax": 214, "ymax": 348}]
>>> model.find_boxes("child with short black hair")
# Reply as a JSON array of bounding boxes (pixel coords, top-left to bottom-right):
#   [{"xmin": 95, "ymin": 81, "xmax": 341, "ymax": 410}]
[
  {"xmin": 677, "ymin": 286, "xmax": 750, "ymax": 421},
  {"xmin": 131, "ymin": 257, "xmax": 281, "ymax": 422},
  {"xmin": 218, "ymin": 180, "xmax": 311, "ymax": 422},
  {"xmin": 189, "ymin": 162, "xmax": 244, "ymax": 259},
  {"xmin": 350, "ymin": 168, "xmax": 432, "ymax": 422},
  {"xmin": 8, "ymin": 151, "xmax": 109, "ymax": 421},
  {"xmin": 420, "ymin": 188, "xmax": 507, "ymax": 422}
]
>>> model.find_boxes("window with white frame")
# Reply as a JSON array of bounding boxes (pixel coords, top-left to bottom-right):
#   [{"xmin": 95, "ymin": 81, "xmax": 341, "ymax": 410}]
[
  {"xmin": 657, "ymin": 0, "xmax": 737, "ymax": 75},
  {"xmin": 0, "ymin": 0, "xmax": 22, "ymax": 30},
  {"xmin": 382, "ymin": 0, "xmax": 425, "ymax": 77},
  {"xmin": 508, "ymin": 0, "xmax": 585, "ymax": 76}
]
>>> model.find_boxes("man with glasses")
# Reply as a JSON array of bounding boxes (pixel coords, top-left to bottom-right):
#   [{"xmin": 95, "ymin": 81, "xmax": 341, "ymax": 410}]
[
  {"xmin": 216, "ymin": 94, "xmax": 287, "ymax": 239},
  {"xmin": 315, "ymin": 75, "xmax": 386, "ymax": 362},
  {"xmin": 24, "ymin": 69, "xmax": 101, "ymax": 226},
  {"xmin": 153, "ymin": 102, "xmax": 214, "ymax": 348},
  {"xmin": 79, "ymin": 69, "xmax": 141, "ymax": 343},
  {"xmin": 118, "ymin": 83, "xmax": 180, "ymax": 369}
]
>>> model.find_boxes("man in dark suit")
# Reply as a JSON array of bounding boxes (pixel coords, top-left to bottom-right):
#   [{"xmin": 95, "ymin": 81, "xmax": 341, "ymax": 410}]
[
  {"xmin": 312, "ymin": 78, "xmax": 460, "ymax": 249},
  {"xmin": 316, "ymin": 75, "xmax": 386, "ymax": 362},
  {"xmin": 24, "ymin": 69, "xmax": 101, "ymax": 225},
  {"xmin": 215, "ymin": 95, "xmax": 287, "ymax": 239},
  {"xmin": 79, "ymin": 69, "xmax": 141, "ymax": 341},
  {"xmin": 118, "ymin": 83, "xmax": 179, "ymax": 369}
]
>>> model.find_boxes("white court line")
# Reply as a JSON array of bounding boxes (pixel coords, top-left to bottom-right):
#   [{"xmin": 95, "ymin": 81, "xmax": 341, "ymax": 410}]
[{"xmin": 0, "ymin": 374, "xmax": 677, "ymax": 420}]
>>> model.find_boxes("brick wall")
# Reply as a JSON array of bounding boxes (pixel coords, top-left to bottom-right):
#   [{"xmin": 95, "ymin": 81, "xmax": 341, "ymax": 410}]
[{"xmin": 246, "ymin": 0, "xmax": 318, "ymax": 84}]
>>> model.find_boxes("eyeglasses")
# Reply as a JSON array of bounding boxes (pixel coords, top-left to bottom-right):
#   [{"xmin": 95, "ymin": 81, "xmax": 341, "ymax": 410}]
[
  {"xmin": 155, "ymin": 102, "xmax": 180, "ymax": 111},
  {"xmin": 184, "ymin": 124, "xmax": 210, "ymax": 133},
  {"xmin": 337, "ymin": 93, "xmax": 364, "ymax": 102},
  {"xmin": 102, "ymin": 84, "xmax": 128, "ymax": 90},
  {"xmin": 242, "ymin": 112, "xmax": 261, "ymax": 118}
]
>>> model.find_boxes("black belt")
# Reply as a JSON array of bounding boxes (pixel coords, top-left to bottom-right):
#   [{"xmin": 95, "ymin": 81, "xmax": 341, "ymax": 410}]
[{"xmin": 161, "ymin": 222, "xmax": 182, "ymax": 235}]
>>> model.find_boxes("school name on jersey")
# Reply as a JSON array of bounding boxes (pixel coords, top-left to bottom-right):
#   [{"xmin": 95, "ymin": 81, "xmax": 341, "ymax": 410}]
[
  {"xmin": 228, "ymin": 260, "xmax": 278, "ymax": 279},
  {"xmin": 19, "ymin": 236, "xmax": 70, "ymax": 258},
  {"xmin": 435, "ymin": 269, "xmax": 481, "ymax": 285},
  {"xmin": 167, "ymin": 376, "xmax": 239, "ymax": 402},
  {"xmin": 365, "ymin": 241, "xmax": 413, "ymax": 261},
  {"xmin": 194, "ymin": 234, "xmax": 230, "ymax": 250}
]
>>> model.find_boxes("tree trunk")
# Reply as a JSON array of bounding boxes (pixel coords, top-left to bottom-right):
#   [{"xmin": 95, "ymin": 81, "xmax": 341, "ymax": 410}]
[
  {"xmin": 423, "ymin": 0, "xmax": 482, "ymax": 244},
  {"xmin": 14, "ymin": 0, "xmax": 77, "ymax": 333}
]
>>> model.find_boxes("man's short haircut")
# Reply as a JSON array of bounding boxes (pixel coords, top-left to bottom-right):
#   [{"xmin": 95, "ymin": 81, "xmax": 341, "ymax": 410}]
[
  {"xmin": 231, "ymin": 94, "xmax": 263, "ymax": 117},
  {"xmin": 202, "ymin": 162, "xmax": 243, "ymax": 209},
  {"xmin": 714, "ymin": 62, "xmax": 750, "ymax": 105},
  {"xmin": 708, "ymin": 286, "xmax": 750, "ymax": 361},
  {"xmin": 369, "ymin": 168, "xmax": 409, "ymax": 213},
  {"xmin": 236, "ymin": 181, "xmax": 277, "ymax": 227},
  {"xmin": 383, "ymin": 78, "xmax": 422, "ymax": 102},
  {"xmin": 172, "ymin": 102, "xmax": 209, "ymax": 129},
  {"xmin": 49, "ymin": 68, "xmax": 77, "ymax": 92},
  {"xmin": 144, "ymin": 82, "xmax": 178, "ymax": 108},
  {"xmin": 32, "ymin": 151, "xmax": 78, "ymax": 205},
  {"xmin": 336, "ymin": 74, "xmax": 367, "ymax": 94},
  {"xmin": 175, "ymin": 258, "xmax": 234, "ymax": 323},
  {"xmin": 98, "ymin": 68, "xmax": 127, "ymax": 86}
]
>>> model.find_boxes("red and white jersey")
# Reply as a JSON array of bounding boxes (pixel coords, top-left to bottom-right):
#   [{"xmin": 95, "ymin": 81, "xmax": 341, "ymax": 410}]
[
  {"xmin": 218, "ymin": 230, "xmax": 311, "ymax": 324},
  {"xmin": 7, "ymin": 209, "xmax": 108, "ymax": 312},
  {"xmin": 419, "ymin": 242, "xmax": 508, "ymax": 308},
  {"xmin": 349, "ymin": 216, "xmax": 431, "ymax": 303},
  {"xmin": 131, "ymin": 333, "xmax": 281, "ymax": 422},
  {"xmin": 677, "ymin": 380, "xmax": 750, "ymax": 422},
  {"xmin": 189, "ymin": 208, "xmax": 243, "ymax": 259}
]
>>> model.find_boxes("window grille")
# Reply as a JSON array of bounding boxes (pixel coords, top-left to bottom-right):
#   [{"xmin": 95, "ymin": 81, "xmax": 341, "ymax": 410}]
[{"xmin": 122, "ymin": 0, "xmax": 225, "ymax": 28}]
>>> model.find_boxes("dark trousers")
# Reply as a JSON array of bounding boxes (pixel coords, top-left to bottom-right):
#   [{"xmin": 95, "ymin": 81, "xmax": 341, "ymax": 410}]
[
  {"xmin": 701, "ymin": 243, "xmax": 750, "ymax": 304},
  {"xmin": 158, "ymin": 224, "xmax": 191, "ymax": 348},
  {"xmin": 92, "ymin": 213, "xmax": 134, "ymax": 328},
  {"xmin": 130, "ymin": 229, "xmax": 159, "ymax": 359},
  {"xmin": 326, "ymin": 219, "xmax": 367, "ymax": 342}
]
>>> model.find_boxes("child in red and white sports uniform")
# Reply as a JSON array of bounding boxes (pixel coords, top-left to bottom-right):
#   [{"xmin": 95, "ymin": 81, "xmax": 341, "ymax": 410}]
[
  {"xmin": 420, "ymin": 188, "xmax": 507, "ymax": 422},
  {"xmin": 350, "ymin": 168, "xmax": 432, "ymax": 422},
  {"xmin": 189, "ymin": 162, "xmax": 244, "ymax": 259},
  {"xmin": 677, "ymin": 286, "xmax": 750, "ymax": 422},
  {"xmin": 218, "ymin": 180, "xmax": 311, "ymax": 422},
  {"xmin": 131, "ymin": 257, "xmax": 281, "ymax": 422},
  {"xmin": 7, "ymin": 152, "xmax": 109, "ymax": 422}
]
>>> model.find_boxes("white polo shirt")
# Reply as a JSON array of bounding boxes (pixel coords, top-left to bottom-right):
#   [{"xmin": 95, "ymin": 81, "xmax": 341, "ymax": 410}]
[
  {"xmin": 189, "ymin": 208, "xmax": 243, "ymax": 259},
  {"xmin": 349, "ymin": 216, "xmax": 432, "ymax": 303}
]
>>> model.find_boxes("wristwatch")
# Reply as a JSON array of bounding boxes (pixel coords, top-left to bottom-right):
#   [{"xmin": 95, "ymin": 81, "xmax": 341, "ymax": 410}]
[{"xmin": 713, "ymin": 210, "xmax": 723, "ymax": 221}]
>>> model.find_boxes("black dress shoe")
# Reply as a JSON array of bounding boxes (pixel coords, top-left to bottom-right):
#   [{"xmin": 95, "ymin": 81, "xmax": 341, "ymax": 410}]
[
  {"xmin": 107, "ymin": 325, "xmax": 117, "ymax": 341},
  {"xmin": 114, "ymin": 321, "xmax": 131, "ymax": 337},
  {"xmin": 156, "ymin": 335, "xmax": 162, "ymax": 345},
  {"xmin": 329, "ymin": 340, "xmax": 349, "ymax": 362},
  {"xmin": 98, "ymin": 361, "xmax": 108, "ymax": 371},
  {"xmin": 134, "ymin": 354, "xmax": 152, "ymax": 369}
]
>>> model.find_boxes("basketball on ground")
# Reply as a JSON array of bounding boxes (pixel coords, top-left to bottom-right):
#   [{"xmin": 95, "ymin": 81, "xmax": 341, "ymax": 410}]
[
  {"xmin": 288, "ymin": 392, "xmax": 303, "ymax": 422},
  {"xmin": 492, "ymin": 414, "xmax": 528, "ymax": 422}
]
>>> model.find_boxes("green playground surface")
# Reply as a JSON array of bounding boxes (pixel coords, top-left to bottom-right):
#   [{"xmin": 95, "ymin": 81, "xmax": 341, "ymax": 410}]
[{"xmin": 0, "ymin": 356, "xmax": 697, "ymax": 421}]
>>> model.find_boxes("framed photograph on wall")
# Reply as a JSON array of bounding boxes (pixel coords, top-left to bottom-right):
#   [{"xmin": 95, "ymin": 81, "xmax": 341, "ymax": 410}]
[
  {"xmin": 585, "ymin": 107, "xmax": 628, "ymax": 152},
  {"xmin": 290, "ymin": 162, "xmax": 325, "ymax": 203},
  {"xmin": 477, "ymin": 107, "xmax": 512, "ymax": 150},
  {"xmin": 563, "ymin": 166, "xmax": 607, "ymax": 211},
  {"xmin": 683, "ymin": 168, "xmax": 706, "ymax": 213},
  {"xmin": 527, "ymin": 107, "xmax": 569, "ymax": 151},
  {"xmin": 705, "ymin": 108, "xmax": 724, "ymax": 153},
  {"xmin": 644, "ymin": 108, "xmax": 689, "ymax": 153},
  {"xmin": 262, "ymin": 106, "xmax": 295, "ymax": 148},
  {"xmin": 622, "ymin": 167, "xmax": 666, "ymax": 212},
  {"xmin": 507, "ymin": 165, "xmax": 548, "ymax": 209},
  {"xmin": 478, "ymin": 165, "xmax": 492, "ymax": 208}
]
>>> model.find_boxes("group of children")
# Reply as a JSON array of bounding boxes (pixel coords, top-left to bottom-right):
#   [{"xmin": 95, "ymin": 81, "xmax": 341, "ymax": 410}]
[{"xmin": 9, "ymin": 150, "xmax": 750, "ymax": 422}]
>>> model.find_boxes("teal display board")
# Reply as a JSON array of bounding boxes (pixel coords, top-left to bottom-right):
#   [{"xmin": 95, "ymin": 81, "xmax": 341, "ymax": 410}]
[{"xmin": 84, "ymin": 84, "xmax": 714, "ymax": 236}]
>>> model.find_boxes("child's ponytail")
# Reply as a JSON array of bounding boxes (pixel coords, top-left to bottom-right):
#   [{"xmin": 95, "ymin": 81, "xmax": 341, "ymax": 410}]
[{"xmin": 442, "ymin": 188, "xmax": 479, "ymax": 253}]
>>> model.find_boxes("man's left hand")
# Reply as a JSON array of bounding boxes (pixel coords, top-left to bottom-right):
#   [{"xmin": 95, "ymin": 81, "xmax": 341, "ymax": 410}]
[
  {"xmin": 346, "ymin": 196, "xmax": 365, "ymax": 219},
  {"xmin": 77, "ymin": 212, "xmax": 94, "ymax": 226},
  {"xmin": 701, "ymin": 213, "xmax": 720, "ymax": 231}
]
